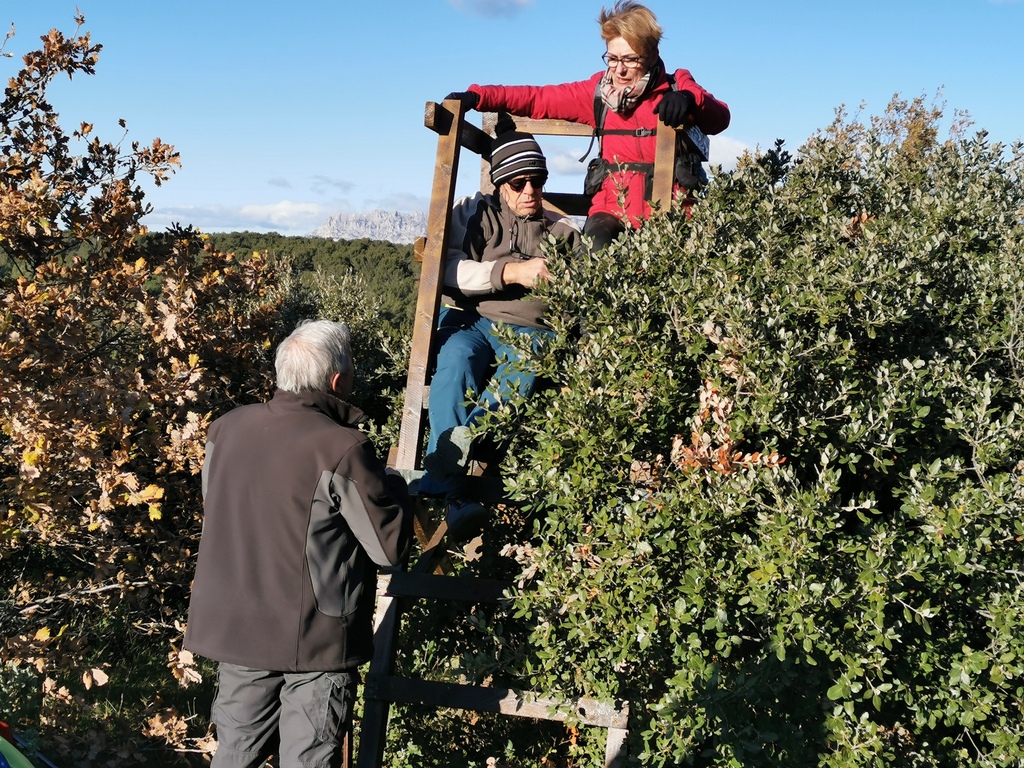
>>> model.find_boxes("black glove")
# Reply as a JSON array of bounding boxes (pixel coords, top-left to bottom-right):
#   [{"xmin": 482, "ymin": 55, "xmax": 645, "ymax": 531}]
[
  {"xmin": 653, "ymin": 89, "xmax": 695, "ymax": 128},
  {"xmin": 444, "ymin": 91, "xmax": 480, "ymax": 112}
]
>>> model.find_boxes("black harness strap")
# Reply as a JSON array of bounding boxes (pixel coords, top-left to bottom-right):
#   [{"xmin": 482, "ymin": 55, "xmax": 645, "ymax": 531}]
[
  {"xmin": 580, "ymin": 73, "xmax": 708, "ymax": 195},
  {"xmin": 580, "ymin": 76, "xmax": 676, "ymax": 161}
]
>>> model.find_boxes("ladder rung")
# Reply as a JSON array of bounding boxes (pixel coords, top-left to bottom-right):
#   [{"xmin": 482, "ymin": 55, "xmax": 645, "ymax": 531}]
[
  {"xmin": 542, "ymin": 192, "xmax": 592, "ymax": 218},
  {"xmin": 388, "ymin": 571, "xmax": 513, "ymax": 602},
  {"xmin": 365, "ymin": 675, "xmax": 629, "ymax": 730}
]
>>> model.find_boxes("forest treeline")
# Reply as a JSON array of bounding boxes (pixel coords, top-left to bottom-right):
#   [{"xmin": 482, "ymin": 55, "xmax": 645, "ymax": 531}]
[
  {"xmin": 1, "ymin": 230, "xmax": 419, "ymax": 331},
  {"xmin": 202, "ymin": 231, "xmax": 418, "ymax": 330}
]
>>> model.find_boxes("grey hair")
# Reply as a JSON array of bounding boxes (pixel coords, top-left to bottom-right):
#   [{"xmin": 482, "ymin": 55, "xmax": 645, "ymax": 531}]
[{"xmin": 274, "ymin": 319, "xmax": 353, "ymax": 394}]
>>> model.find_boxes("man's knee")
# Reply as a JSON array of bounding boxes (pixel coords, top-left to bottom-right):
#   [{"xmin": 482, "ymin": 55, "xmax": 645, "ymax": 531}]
[
  {"xmin": 583, "ymin": 212, "xmax": 625, "ymax": 253},
  {"xmin": 435, "ymin": 331, "xmax": 494, "ymax": 383},
  {"xmin": 210, "ymin": 665, "xmax": 281, "ymax": 767},
  {"xmin": 278, "ymin": 670, "xmax": 359, "ymax": 768}
]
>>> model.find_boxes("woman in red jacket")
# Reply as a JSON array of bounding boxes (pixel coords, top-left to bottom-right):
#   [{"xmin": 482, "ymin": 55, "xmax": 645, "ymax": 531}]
[{"xmin": 445, "ymin": 0, "xmax": 730, "ymax": 252}]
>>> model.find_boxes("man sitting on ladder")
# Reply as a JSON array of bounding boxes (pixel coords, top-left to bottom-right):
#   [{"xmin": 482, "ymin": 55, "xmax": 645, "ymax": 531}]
[{"xmin": 418, "ymin": 116, "xmax": 580, "ymax": 540}]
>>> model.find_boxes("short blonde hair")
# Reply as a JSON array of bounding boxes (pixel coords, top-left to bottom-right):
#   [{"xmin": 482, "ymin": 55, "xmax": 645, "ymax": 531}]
[{"xmin": 599, "ymin": 1, "xmax": 663, "ymax": 62}]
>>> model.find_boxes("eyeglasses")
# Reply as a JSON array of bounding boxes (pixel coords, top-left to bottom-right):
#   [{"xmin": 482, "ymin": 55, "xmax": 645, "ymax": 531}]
[
  {"xmin": 602, "ymin": 53, "xmax": 645, "ymax": 69},
  {"xmin": 507, "ymin": 175, "xmax": 546, "ymax": 192}
]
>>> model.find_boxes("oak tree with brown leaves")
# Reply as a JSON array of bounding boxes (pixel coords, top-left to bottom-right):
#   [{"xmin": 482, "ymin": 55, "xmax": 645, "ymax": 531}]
[{"xmin": 1, "ymin": 15, "xmax": 288, "ymax": 762}]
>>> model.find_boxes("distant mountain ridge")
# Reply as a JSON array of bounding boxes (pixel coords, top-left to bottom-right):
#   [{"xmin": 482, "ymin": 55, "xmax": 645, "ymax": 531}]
[{"xmin": 311, "ymin": 209, "xmax": 428, "ymax": 244}]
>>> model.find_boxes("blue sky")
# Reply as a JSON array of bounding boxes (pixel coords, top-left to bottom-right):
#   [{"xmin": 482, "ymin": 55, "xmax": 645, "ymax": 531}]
[{"xmin": 5, "ymin": 1, "xmax": 1022, "ymax": 236}]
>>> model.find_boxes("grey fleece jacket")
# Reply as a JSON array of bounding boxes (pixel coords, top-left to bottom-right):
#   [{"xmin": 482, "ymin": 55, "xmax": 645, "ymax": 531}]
[
  {"xmin": 442, "ymin": 191, "xmax": 580, "ymax": 329},
  {"xmin": 184, "ymin": 389, "xmax": 412, "ymax": 672}
]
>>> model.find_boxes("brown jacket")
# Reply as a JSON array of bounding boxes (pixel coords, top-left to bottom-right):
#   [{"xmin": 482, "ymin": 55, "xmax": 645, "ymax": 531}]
[{"xmin": 442, "ymin": 191, "xmax": 580, "ymax": 329}]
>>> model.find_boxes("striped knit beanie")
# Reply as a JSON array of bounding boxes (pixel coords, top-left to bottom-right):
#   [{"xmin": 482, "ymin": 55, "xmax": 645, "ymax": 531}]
[{"xmin": 489, "ymin": 124, "xmax": 548, "ymax": 187}]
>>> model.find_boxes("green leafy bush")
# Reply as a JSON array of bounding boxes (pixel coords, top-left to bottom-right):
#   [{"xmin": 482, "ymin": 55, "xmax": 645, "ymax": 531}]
[{"xmin": 474, "ymin": 96, "xmax": 1024, "ymax": 766}]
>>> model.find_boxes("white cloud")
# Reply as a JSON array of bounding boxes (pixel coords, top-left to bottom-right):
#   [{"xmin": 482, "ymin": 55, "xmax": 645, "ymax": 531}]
[
  {"xmin": 268, "ymin": 177, "xmax": 292, "ymax": 189},
  {"xmin": 310, "ymin": 175, "xmax": 355, "ymax": 196},
  {"xmin": 146, "ymin": 200, "xmax": 337, "ymax": 236},
  {"xmin": 238, "ymin": 201, "xmax": 331, "ymax": 229},
  {"xmin": 548, "ymin": 149, "xmax": 589, "ymax": 177},
  {"xmin": 709, "ymin": 135, "xmax": 751, "ymax": 172},
  {"xmin": 448, "ymin": 0, "xmax": 533, "ymax": 17}
]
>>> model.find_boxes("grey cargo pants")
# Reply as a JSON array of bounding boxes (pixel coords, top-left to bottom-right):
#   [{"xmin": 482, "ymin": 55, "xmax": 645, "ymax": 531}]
[{"xmin": 211, "ymin": 663, "xmax": 359, "ymax": 768}]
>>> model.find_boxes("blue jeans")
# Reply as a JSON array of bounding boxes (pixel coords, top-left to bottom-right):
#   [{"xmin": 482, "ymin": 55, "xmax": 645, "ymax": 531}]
[{"xmin": 420, "ymin": 307, "xmax": 551, "ymax": 495}]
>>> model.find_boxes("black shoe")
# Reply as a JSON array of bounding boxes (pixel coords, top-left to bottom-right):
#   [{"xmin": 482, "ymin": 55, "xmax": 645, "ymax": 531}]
[
  {"xmin": 445, "ymin": 497, "xmax": 488, "ymax": 542},
  {"xmin": 423, "ymin": 426, "xmax": 475, "ymax": 478}
]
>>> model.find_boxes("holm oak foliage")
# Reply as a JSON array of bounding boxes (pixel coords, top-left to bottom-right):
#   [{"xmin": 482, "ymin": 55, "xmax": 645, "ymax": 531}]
[{"xmin": 435, "ymin": 98, "xmax": 1024, "ymax": 767}]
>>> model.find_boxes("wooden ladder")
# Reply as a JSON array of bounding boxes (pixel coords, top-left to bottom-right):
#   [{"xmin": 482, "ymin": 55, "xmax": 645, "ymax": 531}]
[{"xmin": 358, "ymin": 98, "xmax": 692, "ymax": 767}]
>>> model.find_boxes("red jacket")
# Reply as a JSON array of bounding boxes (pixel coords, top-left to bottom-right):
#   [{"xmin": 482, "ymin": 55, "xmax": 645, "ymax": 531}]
[{"xmin": 470, "ymin": 65, "xmax": 730, "ymax": 225}]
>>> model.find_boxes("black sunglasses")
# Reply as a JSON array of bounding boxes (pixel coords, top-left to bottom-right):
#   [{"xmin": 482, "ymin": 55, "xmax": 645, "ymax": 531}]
[{"xmin": 507, "ymin": 175, "xmax": 546, "ymax": 192}]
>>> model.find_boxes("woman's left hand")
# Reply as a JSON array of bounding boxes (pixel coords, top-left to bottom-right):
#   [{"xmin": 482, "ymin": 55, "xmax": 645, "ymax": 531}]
[
  {"xmin": 443, "ymin": 91, "xmax": 480, "ymax": 112},
  {"xmin": 653, "ymin": 89, "xmax": 695, "ymax": 127}
]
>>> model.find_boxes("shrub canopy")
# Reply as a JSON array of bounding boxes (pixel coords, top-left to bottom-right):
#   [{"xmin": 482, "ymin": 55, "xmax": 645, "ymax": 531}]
[{"xmin": 482, "ymin": 96, "xmax": 1024, "ymax": 766}]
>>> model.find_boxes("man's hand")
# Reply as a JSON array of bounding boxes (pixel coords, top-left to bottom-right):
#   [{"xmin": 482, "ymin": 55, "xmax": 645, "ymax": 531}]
[
  {"xmin": 653, "ymin": 89, "xmax": 695, "ymax": 128},
  {"xmin": 444, "ymin": 91, "xmax": 480, "ymax": 112},
  {"xmin": 502, "ymin": 257, "xmax": 551, "ymax": 287}
]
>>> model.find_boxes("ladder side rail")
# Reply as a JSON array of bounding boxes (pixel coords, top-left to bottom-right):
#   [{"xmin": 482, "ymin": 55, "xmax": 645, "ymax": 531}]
[
  {"xmin": 388, "ymin": 570, "xmax": 513, "ymax": 602},
  {"xmin": 363, "ymin": 97, "xmax": 475, "ymax": 767},
  {"xmin": 356, "ymin": 574, "xmax": 404, "ymax": 768},
  {"xmin": 392, "ymin": 99, "xmax": 472, "ymax": 471},
  {"xmin": 651, "ymin": 120, "xmax": 680, "ymax": 212}
]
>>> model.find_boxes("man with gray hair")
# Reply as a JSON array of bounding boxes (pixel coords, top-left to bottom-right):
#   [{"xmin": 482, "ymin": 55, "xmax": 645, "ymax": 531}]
[{"xmin": 185, "ymin": 319, "xmax": 413, "ymax": 768}]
